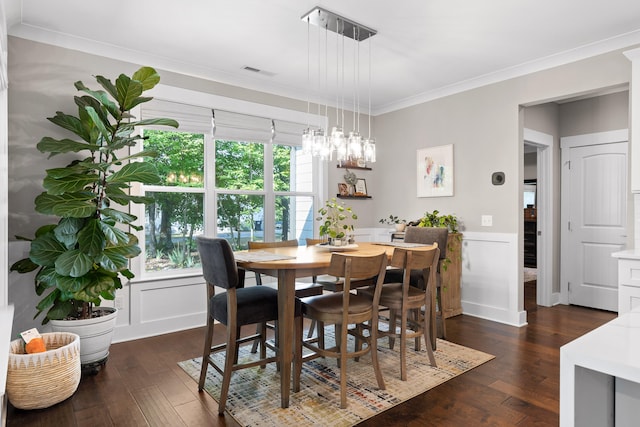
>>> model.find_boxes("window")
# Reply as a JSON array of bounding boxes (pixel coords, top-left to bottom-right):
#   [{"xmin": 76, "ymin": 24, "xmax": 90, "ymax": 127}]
[{"xmin": 134, "ymin": 95, "xmax": 324, "ymax": 277}]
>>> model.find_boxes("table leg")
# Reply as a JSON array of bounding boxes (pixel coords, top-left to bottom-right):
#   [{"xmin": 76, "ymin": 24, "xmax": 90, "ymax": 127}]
[{"xmin": 277, "ymin": 269, "xmax": 296, "ymax": 408}]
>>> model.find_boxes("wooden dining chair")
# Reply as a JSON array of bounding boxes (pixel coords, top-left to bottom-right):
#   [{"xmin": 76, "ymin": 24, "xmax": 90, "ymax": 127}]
[
  {"xmin": 293, "ymin": 251, "xmax": 388, "ymax": 409},
  {"xmin": 248, "ymin": 239, "xmax": 324, "ymax": 352},
  {"xmin": 196, "ymin": 236, "xmax": 290, "ymax": 415},
  {"xmin": 359, "ymin": 245, "xmax": 440, "ymax": 380},
  {"xmin": 384, "ymin": 226, "xmax": 449, "ymax": 345}
]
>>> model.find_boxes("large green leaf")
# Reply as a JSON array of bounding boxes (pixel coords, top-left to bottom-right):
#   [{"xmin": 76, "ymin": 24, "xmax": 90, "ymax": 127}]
[
  {"xmin": 30, "ymin": 233, "xmax": 66, "ymax": 267},
  {"xmin": 37, "ymin": 137, "xmax": 97, "ymax": 157},
  {"xmin": 95, "ymin": 251, "xmax": 129, "ymax": 272},
  {"xmin": 45, "ymin": 165, "xmax": 86, "ymax": 179},
  {"xmin": 55, "ymin": 249, "xmax": 94, "ymax": 277},
  {"xmin": 35, "ymin": 192, "xmax": 94, "ymax": 215},
  {"xmin": 132, "ymin": 66, "xmax": 160, "ymax": 91},
  {"xmin": 127, "ymin": 118, "xmax": 179, "ymax": 128},
  {"xmin": 44, "ymin": 299, "xmax": 74, "ymax": 322},
  {"xmin": 54, "ymin": 217, "xmax": 83, "ymax": 248},
  {"xmin": 95, "ymin": 75, "xmax": 118, "ymax": 103},
  {"xmin": 108, "ymin": 162, "xmax": 161, "ymax": 185},
  {"xmin": 52, "ymin": 200, "xmax": 97, "ymax": 218},
  {"xmin": 36, "ymin": 289, "xmax": 61, "ymax": 312},
  {"xmin": 47, "ymin": 112, "xmax": 90, "ymax": 142},
  {"xmin": 57, "ymin": 274, "xmax": 92, "ymax": 293},
  {"xmin": 85, "ymin": 106, "xmax": 113, "ymax": 143},
  {"xmin": 99, "ymin": 221, "xmax": 129, "ymax": 245},
  {"xmin": 115, "ymin": 74, "xmax": 143, "ymax": 111},
  {"xmin": 77, "ymin": 218, "xmax": 106, "ymax": 256},
  {"xmin": 105, "ymin": 189, "xmax": 153, "ymax": 206},
  {"xmin": 118, "ymin": 150, "xmax": 159, "ymax": 162},
  {"xmin": 74, "ymin": 80, "xmax": 120, "ymax": 120},
  {"xmin": 35, "ymin": 266, "xmax": 59, "ymax": 295},
  {"xmin": 75, "ymin": 96, "xmax": 110, "ymax": 131},
  {"xmin": 43, "ymin": 173, "xmax": 100, "ymax": 195},
  {"xmin": 10, "ymin": 258, "xmax": 39, "ymax": 273},
  {"xmin": 101, "ymin": 208, "xmax": 137, "ymax": 225}
]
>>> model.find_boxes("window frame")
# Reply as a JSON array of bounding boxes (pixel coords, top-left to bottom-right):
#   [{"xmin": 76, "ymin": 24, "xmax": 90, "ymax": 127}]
[{"xmin": 129, "ymin": 86, "xmax": 328, "ymax": 280}]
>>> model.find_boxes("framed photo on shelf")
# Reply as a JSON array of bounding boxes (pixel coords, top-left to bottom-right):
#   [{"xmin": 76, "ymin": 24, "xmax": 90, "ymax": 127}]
[
  {"xmin": 417, "ymin": 144, "xmax": 454, "ymax": 197},
  {"xmin": 338, "ymin": 182, "xmax": 349, "ymax": 196},
  {"xmin": 355, "ymin": 178, "xmax": 367, "ymax": 196}
]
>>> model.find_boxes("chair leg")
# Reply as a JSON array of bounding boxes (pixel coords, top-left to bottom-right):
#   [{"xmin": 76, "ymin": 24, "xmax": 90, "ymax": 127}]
[
  {"xmin": 198, "ymin": 318, "xmax": 214, "ymax": 390},
  {"xmin": 293, "ymin": 315, "xmax": 303, "ymax": 393},
  {"xmin": 437, "ymin": 287, "xmax": 447, "ymax": 340},
  {"xmin": 335, "ymin": 324, "xmax": 342, "ymax": 368},
  {"xmin": 388, "ymin": 309, "xmax": 397, "ymax": 349},
  {"xmin": 307, "ymin": 319, "xmax": 317, "ymax": 339},
  {"xmin": 259, "ymin": 322, "xmax": 267, "ymax": 369},
  {"xmin": 317, "ymin": 320, "xmax": 325, "ymax": 350},
  {"xmin": 423, "ymin": 301, "xmax": 437, "ymax": 367},
  {"xmin": 339, "ymin": 323, "xmax": 349, "ymax": 409},
  {"xmin": 218, "ymin": 323, "xmax": 239, "ymax": 415},
  {"xmin": 250, "ymin": 323, "xmax": 261, "ymax": 354},
  {"xmin": 369, "ymin": 317, "xmax": 386, "ymax": 391},
  {"xmin": 400, "ymin": 308, "xmax": 408, "ymax": 381}
]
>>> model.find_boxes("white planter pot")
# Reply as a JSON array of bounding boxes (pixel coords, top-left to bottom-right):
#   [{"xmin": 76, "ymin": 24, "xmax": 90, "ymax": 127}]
[
  {"xmin": 50, "ymin": 306, "xmax": 117, "ymax": 365},
  {"xmin": 395, "ymin": 223, "xmax": 406, "ymax": 232}
]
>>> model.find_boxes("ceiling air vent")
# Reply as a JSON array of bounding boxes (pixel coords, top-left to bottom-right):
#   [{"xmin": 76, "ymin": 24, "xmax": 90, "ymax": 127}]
[
  {"xmin": 244, "ymin": 66, "xmax": 261, "ymax": 73},
  {"xmin": 242, "ymin": 66, "xmax": 275, "ymax": 77}
]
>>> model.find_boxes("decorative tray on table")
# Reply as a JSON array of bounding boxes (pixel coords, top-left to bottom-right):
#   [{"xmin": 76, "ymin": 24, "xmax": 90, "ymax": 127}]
[{"xmin": 314, "ymin": 243, "xmax": 359, "ymax": 251}]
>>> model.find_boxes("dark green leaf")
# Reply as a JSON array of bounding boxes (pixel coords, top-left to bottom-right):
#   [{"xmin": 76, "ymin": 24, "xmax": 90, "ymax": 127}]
[
  {"xmin": 36, "ymin": 289, "xmax": 61, "ymax": 312},
  {"xmin": 77, "ymin": 218, "xmax": 106, "ymax": 256},
  {"xmin": 98, "ymin": 221, "xmax": 129, "ymax": 245},
  {"xmin": 54, "ymin": 217, "xmax": 84, "ymax": 248},
  {"xmin": 85, "ymin": 106, "xmax": 113, "ymax": 143},
  {"xmin": 95, "ymin": 75, "xmax": 118, "ymax": 101},
  {"xmin": 35, "ymin": 267, "xmax": 58, "ymax": 295},
  {"xmin": 44, "ymin": 299, "xmax": 74, "ymax": 322},
  {"xmin": 10, "ymin": 258, "xmax": 39, "ymax": 273},
  {"xmin": 74, "ymin": 80, "xmax": 120, "ymax": 120},
  {"xmin": 30, "ymin": 233, "xmax": 66, "ymax": 266},
  {"xmin": 55, "ymin": 249, "xmax": 93, "ymax": 277},
  {"xmin": 57, "ymin": 274, "xmax": 92, "ymax": 293},
  {"xmin": 129, "ymin": 118, "xmax": 179, "ymax": 128},
  {"xmin": 47, "ymin": 112, "xmax": 90, "ymax": 142},
  {"xmin": 95, "ymin": 251, "xmax": 128, "ymax": 272},
  {"xmin": 37, "ymin": 137, "xmax": 97, "ymax": 157},
  {"xmin": 52, "ymin": 200, "xmax": 97, "ymax": 218},
  {"xmin": 43, "ymin": 173, "xmax": 100, "ymax": 195},
  {"xmin": 101, "ymin": 208, "xmax": 137, "ymax": 225}
]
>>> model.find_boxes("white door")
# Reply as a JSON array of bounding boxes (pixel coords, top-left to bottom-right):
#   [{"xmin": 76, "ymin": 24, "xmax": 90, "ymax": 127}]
[{"xmin": 562, "ymin": 139, "xmax": 627, "ymax": 311}]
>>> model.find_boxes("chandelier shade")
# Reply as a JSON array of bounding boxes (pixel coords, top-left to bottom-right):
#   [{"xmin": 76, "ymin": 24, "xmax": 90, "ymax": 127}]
[{"xmin": 301, "ymin": 6, "xmax": 377, "ymax": 165}]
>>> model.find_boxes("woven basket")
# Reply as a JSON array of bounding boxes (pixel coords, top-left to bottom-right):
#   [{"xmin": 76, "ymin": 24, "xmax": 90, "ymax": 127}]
[{"xmin": 7, "ymin": 332, "xmax": 81, "ymax": 410}]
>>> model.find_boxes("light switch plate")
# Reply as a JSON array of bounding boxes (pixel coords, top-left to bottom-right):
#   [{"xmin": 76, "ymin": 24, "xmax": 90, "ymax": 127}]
[{"xmin": 481, "ymin": 215, "xmax": 493, "ymax": 227}]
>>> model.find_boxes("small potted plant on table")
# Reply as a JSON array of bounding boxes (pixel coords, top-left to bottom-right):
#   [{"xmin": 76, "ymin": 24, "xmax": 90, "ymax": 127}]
[
  {"xmin": 316, "ymin": 198, "xmax": 358, "ymax": 246},
  {"xmin": 379, "ymin": 215, "xmax": 406, "ymax": 232}
]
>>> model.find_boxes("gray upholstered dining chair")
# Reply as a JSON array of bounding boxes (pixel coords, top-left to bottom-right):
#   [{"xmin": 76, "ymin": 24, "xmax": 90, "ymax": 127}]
[
  {"xmin": 384, "ymin": 226, "xmax": 449, "ymax": 344},
  {"xmin": 196, "ymin": 236, "xmax": 299, "ymax": 415},
  {"xmin": 359, "ymin": 245, "xmax": 440, "ymax": 380},
  {"xmin": 293, "ymin": 251, "xmax": 388, "ymax": 409}
]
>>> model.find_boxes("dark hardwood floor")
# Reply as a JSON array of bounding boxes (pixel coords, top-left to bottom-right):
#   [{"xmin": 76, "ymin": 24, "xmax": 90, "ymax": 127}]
[{"xmin": 8, "ymin": 282, "xmax": 615, "ymax": 426}]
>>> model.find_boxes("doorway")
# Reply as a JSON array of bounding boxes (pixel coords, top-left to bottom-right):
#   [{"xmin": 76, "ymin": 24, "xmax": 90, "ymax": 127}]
[{"xmin": 524, "ymin": 128, "xmax": 554, "ymax": 308}]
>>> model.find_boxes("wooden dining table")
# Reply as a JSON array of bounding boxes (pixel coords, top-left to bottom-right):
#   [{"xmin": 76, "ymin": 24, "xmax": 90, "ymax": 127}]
[{"xmin": 234, "ymin": 241, "xmax": 436, "ymax": 408}]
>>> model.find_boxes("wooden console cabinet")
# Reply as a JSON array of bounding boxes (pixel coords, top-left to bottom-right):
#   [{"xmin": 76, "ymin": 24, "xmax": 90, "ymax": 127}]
[{"xmin": 441, "ymin": 233, "xmax": 462, "ymax": 318}]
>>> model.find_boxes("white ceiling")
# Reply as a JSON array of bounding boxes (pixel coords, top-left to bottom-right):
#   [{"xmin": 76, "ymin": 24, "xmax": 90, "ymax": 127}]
[{"xmin": 6, "ymin": 0, "xmax": 640, "ymax": 115}]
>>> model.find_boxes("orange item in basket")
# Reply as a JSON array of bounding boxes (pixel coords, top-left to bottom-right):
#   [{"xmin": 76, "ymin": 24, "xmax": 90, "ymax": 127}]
[{"xmin": 25, "ymin": 336, "xmax": 47, "ymax": 354}]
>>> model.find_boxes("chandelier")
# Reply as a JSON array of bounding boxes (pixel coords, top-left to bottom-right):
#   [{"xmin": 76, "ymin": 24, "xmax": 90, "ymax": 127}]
[{"xmin": 300, "ymin": 7, "xmax": 377, "ymax": 165}]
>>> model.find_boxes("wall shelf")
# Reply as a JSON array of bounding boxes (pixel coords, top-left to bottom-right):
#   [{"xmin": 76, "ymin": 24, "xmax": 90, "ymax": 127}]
[
  {"xmin": 336, "ymin": 195, "xmax": 371, "ymax": 199},
  {"xmin": 336, "ymin": 165, "xmax": 372, "ymax": 171}
]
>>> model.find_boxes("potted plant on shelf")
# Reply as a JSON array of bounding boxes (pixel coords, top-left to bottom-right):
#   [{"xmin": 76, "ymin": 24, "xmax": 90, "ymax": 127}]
[
  {"xmin": 379, "ymin": 215, "xmax": 406, "ymax": 232},
  {"xmin": 10, "ymin": 66, "xmax": 178, "ymax": 369},
  {"xmin": 316, "ymin": 198, "xmax": 358, "ymax": 246}
]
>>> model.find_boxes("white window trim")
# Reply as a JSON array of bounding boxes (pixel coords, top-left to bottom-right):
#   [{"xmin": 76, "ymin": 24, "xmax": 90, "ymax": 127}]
[{"xmin": 130, "ymin": 85, "xmax": 329, "ymax": 280}]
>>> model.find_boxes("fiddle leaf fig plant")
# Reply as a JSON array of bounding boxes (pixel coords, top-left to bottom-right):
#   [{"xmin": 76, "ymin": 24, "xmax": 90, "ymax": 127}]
[{"xmin": 10, "ymin": 66, "xmax": 179, "ymax": 323}]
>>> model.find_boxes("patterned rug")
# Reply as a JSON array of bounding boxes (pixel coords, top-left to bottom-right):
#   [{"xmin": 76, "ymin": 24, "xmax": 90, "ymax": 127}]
[{"xmin": 178, "ymin": 329, "xmax": 494, "ymax": 427}]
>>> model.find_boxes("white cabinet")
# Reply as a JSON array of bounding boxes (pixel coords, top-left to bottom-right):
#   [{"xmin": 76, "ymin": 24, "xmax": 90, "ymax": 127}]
[{"xmin": 613, "ymin": 251, "xmax": 640, "ymax": 315}]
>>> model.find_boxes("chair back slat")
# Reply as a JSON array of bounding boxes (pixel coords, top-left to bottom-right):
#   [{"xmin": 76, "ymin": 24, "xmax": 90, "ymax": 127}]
[
  {"xmin": 404, "ymin": 226, "xmax": 448, "ymax": 260},
  {"xmin": 327, "ymin": 252, "xmax": 387, "ymax": 282},
  {"xmin": 196, "ymin": 237, "xmax": 238, "ymax": 290},
  {"xmin": 248, "ymin": 239, "xmax": 298, "ymax": 249},
  {"xmin": 390, "ymin": 245, "xmax": 440, "ymax": 270}
]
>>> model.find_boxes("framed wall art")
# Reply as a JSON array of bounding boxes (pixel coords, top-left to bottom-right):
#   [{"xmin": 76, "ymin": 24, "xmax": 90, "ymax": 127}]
[
  {"xmin": 417, "ymin": 144, "xmax": 454, "ymax": 197},
  {"xmin": 355, "ymin": 178, "xmax": 368, "ymax": 196}
]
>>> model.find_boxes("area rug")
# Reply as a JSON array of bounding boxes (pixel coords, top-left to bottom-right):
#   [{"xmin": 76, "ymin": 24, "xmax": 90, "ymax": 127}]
[{"xmin": 178, "ymin": 329, "xmax": 494, "ymax": 427}]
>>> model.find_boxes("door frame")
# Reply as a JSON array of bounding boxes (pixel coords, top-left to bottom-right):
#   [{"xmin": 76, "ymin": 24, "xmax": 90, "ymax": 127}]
[
  {"xmin": 523, "ymin": 128, "xmax": 554, "ymax": 306},
  {"xmin": 559, "ymin": 129, "xmax": 629, "ymax": 305}
]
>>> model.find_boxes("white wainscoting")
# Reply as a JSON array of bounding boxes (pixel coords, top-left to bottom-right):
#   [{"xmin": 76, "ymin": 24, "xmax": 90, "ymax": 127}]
[{"xmin": 460, "ymin": 231, "xmax": 527, "ymax": 327}]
